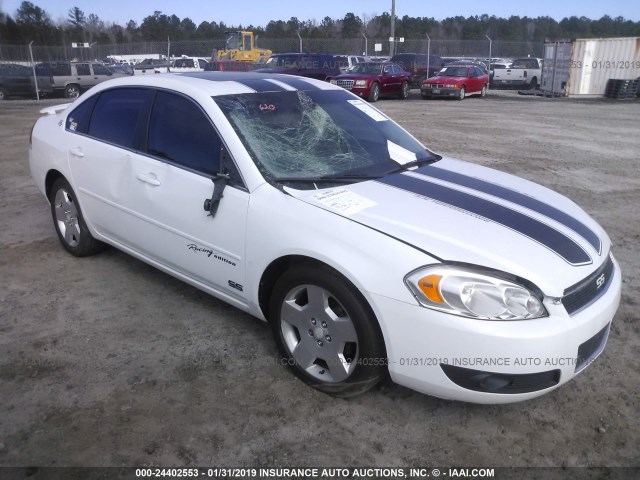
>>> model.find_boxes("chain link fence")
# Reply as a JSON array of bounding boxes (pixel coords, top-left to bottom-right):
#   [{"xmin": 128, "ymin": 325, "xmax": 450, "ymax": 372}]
[{"xmin": 1, "ymin": 37, "xmax": 543, "ymax": 63}]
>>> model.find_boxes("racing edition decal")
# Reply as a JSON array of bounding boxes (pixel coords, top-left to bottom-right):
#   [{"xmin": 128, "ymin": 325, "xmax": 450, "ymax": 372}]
[
  {"xmin": 187, "ymin": 243, "xmax": 237, "ymax": 266},
  {"xmin": 377, "ymin": 173, "xmax": 592, "ymax": 266},
  {"xmin": 414, "ymin": 166, "xmax": 602, "ymax": 254}
]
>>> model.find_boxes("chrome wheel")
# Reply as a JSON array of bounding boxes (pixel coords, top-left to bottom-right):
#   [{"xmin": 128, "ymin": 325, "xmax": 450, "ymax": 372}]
[
  {"xmin": 54, "ymin": 188, "xmax": 81, "ymax": 247},
  {"xmin": 49, "ymin": 177, "xmax": 105, "ymax": 257},
  {"xmin": 400, "ymin": 81, "xmax": 410, "ymax": 99},
  {"xmin": 270, "ymin": 265, "xmax": 387, "ymax": 397},
  {"xmin": 458, "ymin": 86, "xmax": 466, "ymax": 100},
  {"xmin": 280, "ymin": 284, "xmax": 359, "ymax": 383}
]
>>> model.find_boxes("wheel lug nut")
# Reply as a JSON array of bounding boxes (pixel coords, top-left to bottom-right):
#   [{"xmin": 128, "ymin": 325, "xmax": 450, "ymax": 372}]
[
  {"xmin": 325, "ymin": 335, "xmax": 331, "ymax": 342},
  {"xmin": 317, "ymin": 341, "xmax": 323, "ymax": 347},
  {"xmin": 311, "ymin": 318, "xmax": 316, "ymax": 325},
  {"xmin": 321, "ymin": 322, "xmax": 327, "ymax": 328},
  {"xmin": 308, "ymin": 329, "xmax": 314, "ymax": 336}
]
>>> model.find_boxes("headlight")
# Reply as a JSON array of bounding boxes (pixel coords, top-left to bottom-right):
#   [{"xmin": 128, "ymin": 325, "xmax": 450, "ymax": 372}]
[
  {"xmin": 444, "ymin": 84, "xmax": 458, "ymax": 88},
  {"xmin": 405, "ymin": 265, "xmax": 547, "ymax": 320},
  {"xmin": 355, "ymin": 80, "xmax": 367, "ymax": 86}
]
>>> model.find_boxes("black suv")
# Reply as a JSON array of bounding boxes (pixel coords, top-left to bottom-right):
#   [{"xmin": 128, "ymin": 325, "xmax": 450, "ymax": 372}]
[
  {"xmin": 390, "ymin": 53, "xmax": 445, "ymax": 88},
  {"xmin": 256, "ymin": 53, "xmax": 340, "ymax": 81}
]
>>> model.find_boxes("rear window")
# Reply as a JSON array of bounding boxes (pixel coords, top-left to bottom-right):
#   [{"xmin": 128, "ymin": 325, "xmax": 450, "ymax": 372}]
[{"xmin": 88, "ymin": 88, "xmax": 154, "ymax": 149}]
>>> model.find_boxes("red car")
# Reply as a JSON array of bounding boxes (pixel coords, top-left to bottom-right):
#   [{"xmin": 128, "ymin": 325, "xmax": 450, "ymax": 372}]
[
  {"xmin": 330, "ymin": 62, "xmax": 411, "ymax": 102},
  {"xmin": 421, "ymin": 65, "xmax": 489, "ymax": 100}
]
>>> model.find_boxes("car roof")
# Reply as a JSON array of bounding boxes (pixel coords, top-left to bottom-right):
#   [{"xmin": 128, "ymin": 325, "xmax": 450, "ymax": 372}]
[{"xmin": 82, "ymin": 71, "xmax": 340, "ymax": 98}]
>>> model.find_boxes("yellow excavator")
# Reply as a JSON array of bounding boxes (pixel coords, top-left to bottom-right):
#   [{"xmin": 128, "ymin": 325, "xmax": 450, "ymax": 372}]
[{"xmin": 216, "ymin": 31, "xmax": 271, "ymax": 62}]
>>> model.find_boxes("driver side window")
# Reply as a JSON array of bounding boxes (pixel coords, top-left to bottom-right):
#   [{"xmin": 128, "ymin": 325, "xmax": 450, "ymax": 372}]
[{"xmin": 147, "ymin": 91, "xmax": 222, "ymax": 177}]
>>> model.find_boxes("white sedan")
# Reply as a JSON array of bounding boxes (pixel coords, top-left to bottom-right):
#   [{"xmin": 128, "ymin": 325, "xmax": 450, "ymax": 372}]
[{"xmin": 29, "ymin": 72, "xmax": 621, "ymax": 403}]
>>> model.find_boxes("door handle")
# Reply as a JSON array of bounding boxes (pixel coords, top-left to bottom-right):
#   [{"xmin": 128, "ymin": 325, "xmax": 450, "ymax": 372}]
[
  {"xmin": 69, "ymin": 147, "xmax": 84, "ymax": 158},
  {"xmin": 136, "ymin": 173, "xmax": 161, "ymax": 186}
]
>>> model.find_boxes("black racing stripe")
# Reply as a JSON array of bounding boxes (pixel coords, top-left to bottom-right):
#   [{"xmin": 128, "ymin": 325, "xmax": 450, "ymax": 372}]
[
  {"xmin": 274, "ymin": 76, "xmax": 323, "ymax": 91},
  {"xmin": 415, "ymin": 166, "xmax": 602, "ymax": 253},
  {"xmin": 377, "ymin": 173, "xmax": 592, "ymax": 266},
  {"xmin": 233, "ymin": 78, "xmax": 288, "ymax": 92}
]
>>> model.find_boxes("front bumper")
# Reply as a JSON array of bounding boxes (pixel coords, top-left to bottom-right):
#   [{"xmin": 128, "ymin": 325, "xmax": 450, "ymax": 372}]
[
  {"xmin": 421, "ymin": 86, "xmax": 461, "ymax": 98},
  {"xmin": 369, "ymin": 256, "xmax": 622, "ymax": 403}
]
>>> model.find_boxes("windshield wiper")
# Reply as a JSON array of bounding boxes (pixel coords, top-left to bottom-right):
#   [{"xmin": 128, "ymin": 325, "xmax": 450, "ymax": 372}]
[
  {"xmin": 276, "ymin": 174, "xmax": 381, "ymax": 184},
  {"xmin": 383, "ymin": 156, "xmax": 441, "ymax": 175}
]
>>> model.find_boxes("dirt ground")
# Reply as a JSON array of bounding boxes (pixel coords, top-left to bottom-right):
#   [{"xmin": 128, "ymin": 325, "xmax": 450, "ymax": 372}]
[{"xmin": 0, "ymin": 89, "xmax": 639, "ymax": 474}]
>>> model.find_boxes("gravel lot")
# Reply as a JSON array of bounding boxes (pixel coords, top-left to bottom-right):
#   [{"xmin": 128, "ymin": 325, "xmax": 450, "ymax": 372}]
[{"xmin": 0, "ymin": 89, "xmax": 639, "ymax": 474}]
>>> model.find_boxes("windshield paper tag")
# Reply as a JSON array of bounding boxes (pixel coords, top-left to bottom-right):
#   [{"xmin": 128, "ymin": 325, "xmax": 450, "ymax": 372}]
[
  {"xmin": 312, "ymin": 189, "xmax": 377, "ymax": 215},
  {"xmin": 388, "ymin": 140, "xmax": 417, "ymax": 165},
  {"xmin": 347, "ymin": 99, "xmax": 388, "ymax": 122}
]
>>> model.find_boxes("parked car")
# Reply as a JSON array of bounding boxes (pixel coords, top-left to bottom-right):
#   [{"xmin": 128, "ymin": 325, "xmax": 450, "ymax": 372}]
[
  {"xmin": 421, "ymin": 65, "xmax": 490, "ymax": 100},
  {"xmin": 330, "ymin": 62, "xmax": 410, "ymax": 102},
  {"xmin": 0, "ymin": 63, "xmax": 53, "ymax": 99},
  {"xmin": 390, "ymin": 53, "xmax": 445, "ymax": 88},
  {"xmin": 172, "ymin": 57, "xmax": 210, "ymax": 72},
  {"xmin": 334, "ymin": 55, "xmax": 367, "ymax": 73},
  {"xmin": 106, "ymin": 64, "xmax": 134, "ymax": 76},
  {"xmin": 133, "ymin": 58, "xmax": 171, "ymax": 75},
  {"xmin": 29, "ymin": 72, "xmax": 620, "ymax": 403},
  {"xmin": 256, "ymin": 53, "xmax": 340, "ymax": 81},
  {"xmin": 36, "ymin": 61, "xmax": 126, "ymax": 98}
]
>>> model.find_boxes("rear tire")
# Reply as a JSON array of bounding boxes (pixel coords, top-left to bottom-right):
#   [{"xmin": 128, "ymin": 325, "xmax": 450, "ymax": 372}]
[
  {"xmin": 64, "ymin": 84, "xmax": 80, "ymax": 99},
  {"xmin": 0, "ymin": 88, "xmax": 7, "ymax": 100},
  {"xmin": 269, "ymin": 264, "xmax": 387, "ymax": 398},
  {"xmin": 480, "ymin": 84, "xmax": 487, "ymax": 97},
  {"xmin": 529, "ymin": 77, "xmax": 538, "ymax": 90},
  {"xmin": 49, "ymin": 177, "xmax": 105, "ymax": 257},
  {"xmin": 399, "ymin": 81, "xmax": 410, "ymax": 99}
]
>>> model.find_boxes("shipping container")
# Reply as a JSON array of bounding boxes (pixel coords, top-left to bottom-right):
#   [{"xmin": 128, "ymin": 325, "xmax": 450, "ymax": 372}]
[{"xmin": 541, "ymin": 37, "xmax": 640, "ymax": 97}]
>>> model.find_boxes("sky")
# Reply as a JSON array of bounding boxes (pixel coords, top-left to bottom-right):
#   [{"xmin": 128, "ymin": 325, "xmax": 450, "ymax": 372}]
[{"xmin": 1, "ymin": 0, "xmax": 639, "ymax": 27}]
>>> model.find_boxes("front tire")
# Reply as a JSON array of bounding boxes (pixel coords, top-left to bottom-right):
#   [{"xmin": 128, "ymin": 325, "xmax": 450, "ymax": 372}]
[
  {"xmin": 368, "ymin": 82, "xmax": 380, "ymax": 102},
  {"xmin": 0, "ymin": 87, "xmax": 7, "ymax": 100},
  {"xmin": 458, "ymin": 86, "xmax": 466, "ymax": 100},
  {"xmin": 269, "ymin": 265, "xmax": 387, "ymax": 397},
  {"xmin": 50, "ymin": 177, "xmax": 105, "ymax": 257}
]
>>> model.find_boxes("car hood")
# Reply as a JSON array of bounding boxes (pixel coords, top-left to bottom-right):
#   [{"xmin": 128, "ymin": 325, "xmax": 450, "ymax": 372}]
[
  {"xmin": 285, "ymin": 158, "xmax": 610, "ymax": 296},
  {"xmin": 334, "ymin": 73, "xmax": 378, "ymax": 80}
]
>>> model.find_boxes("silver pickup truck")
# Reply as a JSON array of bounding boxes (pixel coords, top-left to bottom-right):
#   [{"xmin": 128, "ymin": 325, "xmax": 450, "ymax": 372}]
[{"xmin": 491, "ymin": 58, "xmax": 542, "ymax": 89}]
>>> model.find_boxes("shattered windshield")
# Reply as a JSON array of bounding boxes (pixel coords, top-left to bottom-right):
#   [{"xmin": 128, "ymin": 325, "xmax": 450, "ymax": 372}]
[{"xmin": 214, "ymin": 89, "xmax": 436, "ymax": 183}]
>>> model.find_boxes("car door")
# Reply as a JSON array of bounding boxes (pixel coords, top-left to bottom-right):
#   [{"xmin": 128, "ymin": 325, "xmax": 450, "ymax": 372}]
[
  {"xmin": 74, "ymin": 63, "xmax": 92, "ymax": 89},
  {"xmin": 468, "ymin": 67, "xmax": 482, "ymax": 93},
  {"xmin": 67, "ymin": 87, "xmax": 248, "ymax": 299},
  {"xmin": 121, "ymin": 89, "xmax": 249, "ymax": 299},
  {"xmin": 380, "ymin": 64, "xmax": 398, "ymax": 95}
]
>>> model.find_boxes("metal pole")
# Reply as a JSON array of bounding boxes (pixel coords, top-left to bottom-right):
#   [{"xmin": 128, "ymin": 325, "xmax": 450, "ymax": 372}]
[
  {"xmin": 28, "ymin": 41, "xmax": 40, "ymax": 101},
  {"xmin": 486, "ymin": 35, "xmax": 492, "ymax": 90},
  {"xmin": 390, "ymin": 0, "xmax": 396, "ymax": 58},
  {"xmin": 362, "ymin": 33, "xmax": 368, "ymax": 57},
  {"xmin": 426, "ymin": 34, "xmax": 431, "ymax": 80},
  {"xmin": 297, "ymin": 32, "xmax": 302, "ymax": 53},
  {"xmin": 167, "ymin": 37, "xmax": 171, "ymax": 72}
]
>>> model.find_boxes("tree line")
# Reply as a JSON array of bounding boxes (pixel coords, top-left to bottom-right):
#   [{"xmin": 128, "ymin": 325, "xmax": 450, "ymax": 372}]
[{"xmin": 1, "ymin": 1, "xmax": 639, "ymax": 46}]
